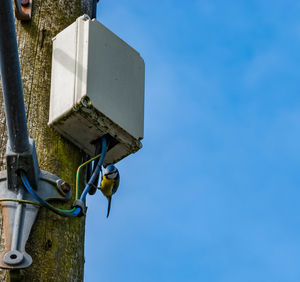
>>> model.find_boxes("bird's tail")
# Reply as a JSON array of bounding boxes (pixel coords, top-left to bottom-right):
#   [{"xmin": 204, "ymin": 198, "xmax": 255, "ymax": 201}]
[{"xmin": 107, "ymin": 197, "xmax": 112, "ymax": 218}]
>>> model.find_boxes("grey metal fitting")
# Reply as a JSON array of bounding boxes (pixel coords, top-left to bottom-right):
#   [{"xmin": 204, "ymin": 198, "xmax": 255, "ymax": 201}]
[
  {"xmin": 72, "ymin": 200, "xmax": 86, "ymax": 216},
  {"xmin": 0, "ymin": 170, "xmax": 72, "ymax": 269},
  {"xmin": 6, "ymin": 139, "xmax": 39, "ymax": 191}
]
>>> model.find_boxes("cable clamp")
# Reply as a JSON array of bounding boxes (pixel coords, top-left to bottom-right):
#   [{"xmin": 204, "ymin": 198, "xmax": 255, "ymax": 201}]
[{"xmin": 72, "ymin": 200, "xmax": 86, "ymax": 216}]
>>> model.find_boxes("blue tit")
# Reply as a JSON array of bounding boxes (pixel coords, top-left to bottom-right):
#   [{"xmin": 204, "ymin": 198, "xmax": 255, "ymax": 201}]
[{"xmin": 99, "ymin": 164, "xmax": 120, "ymax": 217}]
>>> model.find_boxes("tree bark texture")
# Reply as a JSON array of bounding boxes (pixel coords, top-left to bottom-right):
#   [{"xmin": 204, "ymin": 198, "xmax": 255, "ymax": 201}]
[{"xmin": 0, "ymin": 0, "xmax": 93, "ymax": 281}]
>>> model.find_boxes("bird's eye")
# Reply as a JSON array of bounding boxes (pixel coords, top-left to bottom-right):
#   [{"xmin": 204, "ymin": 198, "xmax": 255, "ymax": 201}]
[{"xmin": 106, "ymin": 172, "xmax": 117, "ymax": 179}]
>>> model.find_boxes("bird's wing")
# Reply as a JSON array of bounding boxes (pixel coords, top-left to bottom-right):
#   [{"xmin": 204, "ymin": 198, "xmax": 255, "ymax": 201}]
[{"xmin": 112, "ymin": 176, "xmax": 120, "ymax": 194}]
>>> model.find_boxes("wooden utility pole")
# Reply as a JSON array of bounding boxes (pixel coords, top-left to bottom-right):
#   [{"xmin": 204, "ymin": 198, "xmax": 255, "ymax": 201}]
[{"xmin": 0, "ymin": 0, "xmax": 94, "ymax": 280}]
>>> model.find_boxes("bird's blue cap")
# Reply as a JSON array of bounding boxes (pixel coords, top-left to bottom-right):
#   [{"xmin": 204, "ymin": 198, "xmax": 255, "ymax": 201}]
[{"xmin": 106, "ymin": 164, "xmax": 117, "ymax": 172}]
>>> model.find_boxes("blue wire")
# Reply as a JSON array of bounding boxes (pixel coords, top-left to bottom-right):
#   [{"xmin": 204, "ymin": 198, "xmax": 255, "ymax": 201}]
[
  {"xmin": 80, "ymin": 137, "xmax": 107, "ymax": 201},
  {"xmin": 21, "ymin": 173, "xmax": 77, "ymax": 217},
  {"xmin": 20, "ymin": 136, "xmax": 107, "ymax": 217}
]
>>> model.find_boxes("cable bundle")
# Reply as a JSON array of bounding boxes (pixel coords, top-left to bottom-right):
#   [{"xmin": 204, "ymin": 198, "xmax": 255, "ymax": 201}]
[{"xmin": 0, "ymin": 137, "xmax": 107, "ymax": 217}]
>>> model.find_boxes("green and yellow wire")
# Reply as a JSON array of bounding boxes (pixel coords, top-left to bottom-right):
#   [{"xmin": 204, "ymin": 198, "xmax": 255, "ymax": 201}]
[{"xmin": 0, "ymin": 153, "xmax": 102, "ymax": 211}]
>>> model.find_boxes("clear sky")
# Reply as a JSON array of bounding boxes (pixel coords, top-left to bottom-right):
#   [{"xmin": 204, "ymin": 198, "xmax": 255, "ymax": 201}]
[{"xmin": 85, "ymin": 1, "xmax": 300, "ymax": 281}]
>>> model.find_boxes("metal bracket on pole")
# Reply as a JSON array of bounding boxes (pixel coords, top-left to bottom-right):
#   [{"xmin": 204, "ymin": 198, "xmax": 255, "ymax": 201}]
[
  {"xmin": 14, "ymin": 0, "xmax": 32, "ymax": 21},
  {"xmin": 0, "ymin": 141, "xmax": 72, "ymax": 269},
  {"xmin": 6, "ymin": 139, "xmax": 39, "ymax": 191}
]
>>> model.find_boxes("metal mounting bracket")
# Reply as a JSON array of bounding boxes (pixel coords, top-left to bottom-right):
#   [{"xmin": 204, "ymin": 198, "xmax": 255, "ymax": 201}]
[
  {"xmin": 6, "ymin": 139, "xmax": 39, "ymax": 191},
  {"xmin": 0, "ymin": 140, "xmax": 72, "ymax": 269},
  {"xmin": 14, "ymin": 0, "xmax": 32, "ymax": 21},
  {"xmin": 0, "ymin": 171, "xmax": 71, "ymax": 269}
]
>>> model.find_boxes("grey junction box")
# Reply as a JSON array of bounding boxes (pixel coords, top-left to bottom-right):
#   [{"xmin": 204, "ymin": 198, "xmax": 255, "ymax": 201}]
[{"xmin": 49, "ymin": 15, "xmax": 145, "ymax": 165}]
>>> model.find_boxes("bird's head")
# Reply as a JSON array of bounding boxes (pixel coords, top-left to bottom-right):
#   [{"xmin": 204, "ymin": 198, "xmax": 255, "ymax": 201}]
[{"xmin": 104, "ymin": 164, "xmax": 119, "ymax": 179}]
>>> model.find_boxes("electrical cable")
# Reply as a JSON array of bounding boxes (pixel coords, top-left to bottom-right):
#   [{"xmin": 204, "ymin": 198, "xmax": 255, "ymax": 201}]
[
  {"xmin": 0, "ymin": 136, "xmax": 107, "ymax": 217},
  {"xmin": 0, "ymin": 198, "xmax": 42, "ymax": 206},
  {"xmin": 13, "ymin": 136, "xmax": 107, "ymax": 217},
  {"xmin": 75, "ymin": 151, "xmax": 103, "ymax": 199},
  {"xmin": 80, "ymin": 137, "xmax": 107, "ymax": 201},
  {"xmin": 21, "ymin": 172, "xmax": 75, "ymax": 216}
]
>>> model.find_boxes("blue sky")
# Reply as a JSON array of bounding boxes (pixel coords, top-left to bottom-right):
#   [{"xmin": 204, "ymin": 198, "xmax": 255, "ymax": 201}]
[{"xmin": 85, "ymin": 1, "xmax": 300, "ymax": 281}]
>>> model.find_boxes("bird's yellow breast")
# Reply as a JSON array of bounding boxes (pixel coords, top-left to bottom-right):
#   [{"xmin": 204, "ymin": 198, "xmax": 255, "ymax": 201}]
[{"xmin": 100, "ymin": 176, "xmax": 114, "ymax": 197}]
